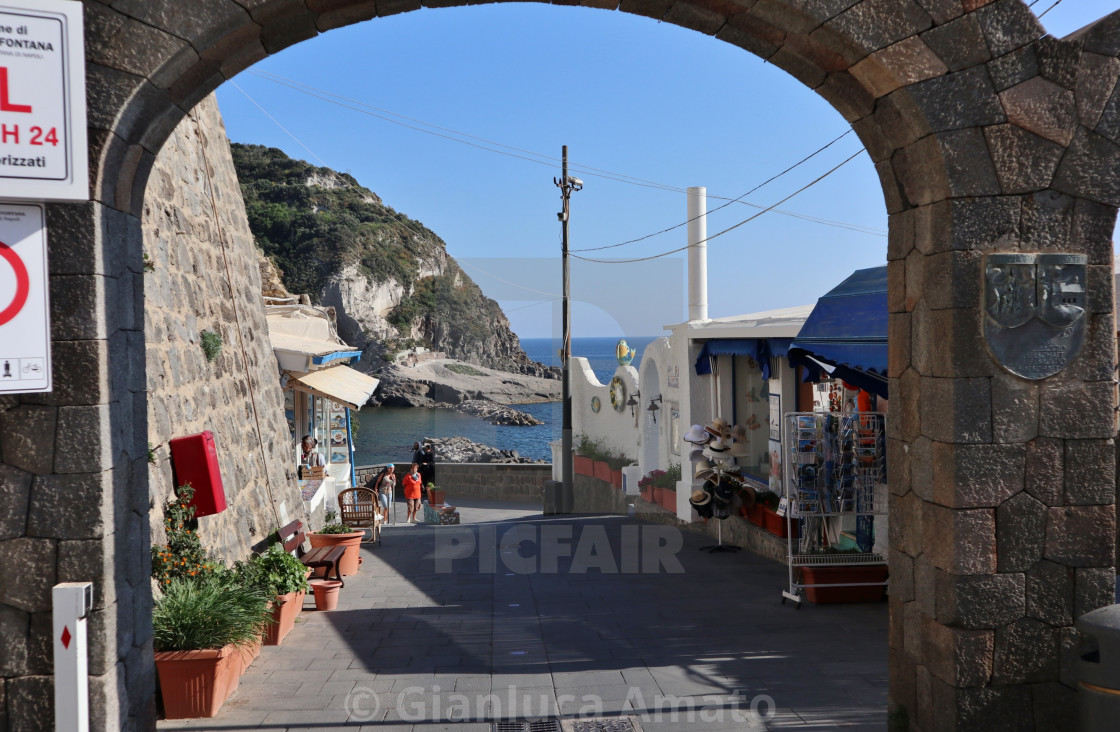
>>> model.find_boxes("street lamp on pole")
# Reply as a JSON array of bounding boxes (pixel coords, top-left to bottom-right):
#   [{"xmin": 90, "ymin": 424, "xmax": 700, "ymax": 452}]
[{"xmin": 554, "ymin": 146, "xmax": 582, "ymax": 513}]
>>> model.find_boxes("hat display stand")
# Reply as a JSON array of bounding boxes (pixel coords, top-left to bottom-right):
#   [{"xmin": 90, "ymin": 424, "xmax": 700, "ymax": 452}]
[{"xmin": 693, "ymin": 422, "xmax": 742, "ymax": 554}]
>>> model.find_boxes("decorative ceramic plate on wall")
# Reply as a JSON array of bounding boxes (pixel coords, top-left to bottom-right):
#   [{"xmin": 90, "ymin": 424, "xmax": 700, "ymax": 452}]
[
  {"xmin": 609, "ymin": 376, "xmax": 627, "ymax": 412},
  {"xmin": 591, "ymin": 396, "xmax": 601, "ymax": 413}
]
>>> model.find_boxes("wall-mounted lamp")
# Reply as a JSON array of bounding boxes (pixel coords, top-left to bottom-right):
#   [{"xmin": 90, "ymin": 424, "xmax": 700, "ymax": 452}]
[
  {"xmin": 625, "ymin": 390, "xmax": 641, "ymax": 417},
  {"xmin": 647, "ymin": 394, "xmax": 663, "ymax": 422}
]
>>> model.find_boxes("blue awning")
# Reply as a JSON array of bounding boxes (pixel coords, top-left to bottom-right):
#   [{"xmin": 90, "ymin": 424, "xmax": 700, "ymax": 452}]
[
  {"xmin": 695, "ymin": 338, "xmax": 793, "ymax": 380},
  {"xmin": 788, "ymin": 266, "xmax": 888, "ymax": 398}
]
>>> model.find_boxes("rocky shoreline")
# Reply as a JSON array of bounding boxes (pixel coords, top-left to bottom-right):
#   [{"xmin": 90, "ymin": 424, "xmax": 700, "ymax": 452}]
[
  {"xmin": 455, "ymin": 400, "xmax": 543, "ymax": 426},
  {"xmin": 426, "ymin": 435, "xmax": 546, "ymax": 464},
  {"xmin": 370, "ymin": 357, "xmax": 560, "ymax": 409}
]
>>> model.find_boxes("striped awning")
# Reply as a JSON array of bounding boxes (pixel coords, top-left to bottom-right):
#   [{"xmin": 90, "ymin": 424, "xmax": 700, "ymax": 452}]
[{"xmin": 290, "ymin": 366, "xmax": 379, "ymax": 410}]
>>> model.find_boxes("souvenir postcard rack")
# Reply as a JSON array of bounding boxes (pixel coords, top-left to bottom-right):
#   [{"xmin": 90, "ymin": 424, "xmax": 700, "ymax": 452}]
[{"xmin": 781, "ymin": 411, "xmax": 887, "ymax": 607}]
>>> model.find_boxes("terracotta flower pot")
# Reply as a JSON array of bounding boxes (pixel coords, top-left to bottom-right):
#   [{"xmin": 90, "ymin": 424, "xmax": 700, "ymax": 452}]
[
  {"xmin": 610, "ymin": 469, "xmax": 623, "ymax": 489},
  {"xmin": 311, "ymin": 580, "xmax": 342, "ymax": 611},
  {"xmin": 574, "ymin": 455, "xmax": 594, "ymax": 476},
  {"xmin": 235, "ymin": 636, "xmax": 262, "ymax": 677},
  {"xmin": 263, "ymin": 589, "xmax": 305, "ymax": 646},
  {"xmin": 747, "ymin": 504, "xmax": 765, "ymax": 527},
  {"xmin": 155, "ymin": 644, "xmax": 240, "ymax": 719},
  {"xmin": 593, "ymin": 460, "xmax": 612, "ymax": 483},
  {"xmin": 308, "ymin": 531, "xmax": 364, "ymax": 575},
  {"xmin": 800, "ymin": 565, "xmax": 888, "ymax": 604},
  {"xmin": 762, "ymin": 507, "xmax": 795, "ymax": 538}
]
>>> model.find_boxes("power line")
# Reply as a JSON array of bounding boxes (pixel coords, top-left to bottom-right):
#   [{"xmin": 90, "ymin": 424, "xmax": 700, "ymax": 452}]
[
  {"xmin": 572, "ymin": 149, "xmax": 865, "ymax": 264},
  {"xmin": 1036, "ymin": 0, "xmax": 1062, "ymax": 20},
  {"xmin": 457, "ymin": 259, "xmax": 563, "ymax": 299},
  {"xmin": 571, "ymin": 131, "xmax": 858, "ymax": 253},
  {"xmin": 242, "ymin": 70, "xmax": 884, "ymax": 238}
]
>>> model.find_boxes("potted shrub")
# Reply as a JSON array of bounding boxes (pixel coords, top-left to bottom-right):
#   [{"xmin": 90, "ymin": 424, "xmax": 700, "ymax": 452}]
[
  {"xmin": 153, "ymin": 573, "xmax": 271, "ymax": 719},
  {"xmin": 574, "ymin": 434, "xmax": 604, "ymax": 477},
  {"xmin": 426, "ymin": 482, "xmax": 446, "ymax": 506},
  {"xmin": 249, "ymin": 543, "xmax": 310, "ymax": 646},
  {"xmin": 308, "ymin": 510, "xmax": 365, "ymax": 576},
  {"xmin": 638, "ymin": 465, "xmax": 681, "ymax": 510}
]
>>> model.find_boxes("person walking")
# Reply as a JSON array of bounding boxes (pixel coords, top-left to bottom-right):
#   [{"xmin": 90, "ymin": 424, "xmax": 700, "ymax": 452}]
[
  {"xmin": 419, "ymin": 443, "xmax": 436, "ymax": 491},
  {"xmin": 411, "ymin": 441, "xmax": 426, "ymax": 502},
  {"xmin": 402, "ymin": 462, "xmax": 423, "ymax": 523},
  {"xmin": 367, "ymin": 463, "xmax": 396, "ymax": 523}
]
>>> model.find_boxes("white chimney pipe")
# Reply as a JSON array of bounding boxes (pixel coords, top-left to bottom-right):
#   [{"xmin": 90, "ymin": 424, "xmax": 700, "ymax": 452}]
[{"xmin": 687, "ymin": 186, "xmax": 708, "ymax": 322}]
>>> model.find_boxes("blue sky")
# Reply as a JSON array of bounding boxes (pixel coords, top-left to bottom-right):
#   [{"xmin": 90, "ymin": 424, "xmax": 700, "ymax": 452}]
[{"xmin": 215, "ymin": 1, "xmax": 1118, "ymax": 339}]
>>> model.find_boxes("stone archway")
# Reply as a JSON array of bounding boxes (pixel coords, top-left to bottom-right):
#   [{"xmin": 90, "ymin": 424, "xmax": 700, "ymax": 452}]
[{"xmin": 2, "ymin": 1, "xmax": 1119, "ymax": 729}]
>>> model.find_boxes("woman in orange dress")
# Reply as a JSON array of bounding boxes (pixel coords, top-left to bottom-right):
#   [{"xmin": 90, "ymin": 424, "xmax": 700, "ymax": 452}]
[{"xmin": 402, "ymin": 462, "xmax": 423, "ymax": 523}]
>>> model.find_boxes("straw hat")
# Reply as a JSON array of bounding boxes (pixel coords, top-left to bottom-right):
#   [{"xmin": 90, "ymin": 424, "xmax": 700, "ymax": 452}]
[
  {"xmin": 687, "ymin": 446, "xmax": 707, "ymax": 463},
  {"xmin": 731, "ymin": 424, "xmax": 748, "ymax": 443},
  {"xmin": 706, "ymin": 436, "xmax": 730, "ymax": 453},
  {"xmin": 694, "ymin": 469, "xmax": 717, "ymax": 483},
  {"xmin": 705, "ymin": 417, "xmax": 731, "ymax": 440},
  {"xmin": 689, "ymin": 489, "xmax": 711, "ymax": 506},
  {"xmin": 690, "ymin": 488, "xmax": 714, "ymax": 519},
  {"xmin": 683, "ymin": 424, "xmax": 711, "ymax": 444},
  {"xmin": 739, "ymin": 483, "xmax": 757, "ymax": 509}
]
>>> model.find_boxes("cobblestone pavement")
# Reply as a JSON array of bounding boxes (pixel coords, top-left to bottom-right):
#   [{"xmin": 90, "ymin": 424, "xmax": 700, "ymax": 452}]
[{"xmin": 157, "ymin": 499, "xmax": 888, "ymax": 731}]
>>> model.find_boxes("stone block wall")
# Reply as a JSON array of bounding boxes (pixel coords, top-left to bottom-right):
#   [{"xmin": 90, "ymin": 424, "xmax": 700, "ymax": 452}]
[
  {"xmin": 143, "ymin": 94, "xmax": 303, "ymax": 563},
  {"xmin": 357, "ymin": 463, "xmax": 551, "ymax": 503},
  {"xmin": 436, "ymin": 463, "xmax": 552, "ymax": 502}
]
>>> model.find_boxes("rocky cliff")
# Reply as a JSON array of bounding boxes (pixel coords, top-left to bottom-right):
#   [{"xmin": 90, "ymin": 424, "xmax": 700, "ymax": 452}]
[{"xmin": 230, "ymin": 144, "xmax": 557, "ymax": 379}]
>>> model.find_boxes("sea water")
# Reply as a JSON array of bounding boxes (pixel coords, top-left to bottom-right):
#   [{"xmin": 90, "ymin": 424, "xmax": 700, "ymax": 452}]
[{"xmin": 351, "ymin": 336, "xmax": 659, "ymax": 465}]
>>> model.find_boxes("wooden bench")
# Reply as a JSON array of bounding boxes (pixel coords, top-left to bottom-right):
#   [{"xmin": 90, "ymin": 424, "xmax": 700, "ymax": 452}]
[{"xmin": 278, "ymin": 519, "xmax": 346, "ymax": 588}]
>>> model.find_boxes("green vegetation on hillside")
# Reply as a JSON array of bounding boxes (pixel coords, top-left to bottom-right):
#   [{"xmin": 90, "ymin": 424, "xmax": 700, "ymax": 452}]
[
  {"xmin": 229, "ymin": 143, "xmax": 531, "ymax": 371},
  {"xmin": 231, "ymin": 143, "xmax": 437, "ymax": 297}
]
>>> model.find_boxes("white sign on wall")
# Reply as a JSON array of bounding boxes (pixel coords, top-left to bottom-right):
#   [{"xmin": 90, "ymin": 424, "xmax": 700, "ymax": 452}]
[
  {"xmin": 0, "ymin": 0, "xmax": 86, "ymax": 201},
  {"xmin": 0, "ymin": 202, "xmax": 50, "ymax": 393}
]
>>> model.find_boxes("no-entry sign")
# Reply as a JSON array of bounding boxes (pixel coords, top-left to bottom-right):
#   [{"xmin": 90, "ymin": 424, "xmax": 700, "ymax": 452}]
[
  {"xmin": 0, "ymin": 202, "xmax": 50, "ymax": 393},
  {"xmin": 0, "ymin": 0, "xmax": 86, "ymax": 201}
]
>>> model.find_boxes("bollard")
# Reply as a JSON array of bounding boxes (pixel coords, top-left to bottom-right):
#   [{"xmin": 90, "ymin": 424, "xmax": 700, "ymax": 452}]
[
  {"xmin": 53, "ymin": 581, "xmax": 93, "ymax": 732},
  {"xmin": 1076, "ymin": 604, "xmax": 1120, "ymax": 731}
]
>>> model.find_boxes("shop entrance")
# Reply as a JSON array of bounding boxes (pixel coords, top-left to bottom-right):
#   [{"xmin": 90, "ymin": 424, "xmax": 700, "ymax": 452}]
[{"xmin": 5, "ymin": 2, "xmax": 1119, "ymax": 730}]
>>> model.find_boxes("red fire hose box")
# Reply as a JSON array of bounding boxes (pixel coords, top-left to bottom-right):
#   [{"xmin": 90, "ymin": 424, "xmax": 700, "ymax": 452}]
[{"xmin": 168, "ymin": 431, "xmax": 227, "ymax": 517}]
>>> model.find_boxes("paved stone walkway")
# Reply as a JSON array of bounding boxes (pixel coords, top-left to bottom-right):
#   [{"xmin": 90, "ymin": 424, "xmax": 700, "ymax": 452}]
[{"xmin": 158, "ymin": 499, "xmax": 887, "ymax": 731}]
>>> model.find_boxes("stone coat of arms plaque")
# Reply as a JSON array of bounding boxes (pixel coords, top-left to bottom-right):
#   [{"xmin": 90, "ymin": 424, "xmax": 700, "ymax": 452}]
[{"xmin": 983, "ymin": 253, "xmax": 1087, "ymax": 379}]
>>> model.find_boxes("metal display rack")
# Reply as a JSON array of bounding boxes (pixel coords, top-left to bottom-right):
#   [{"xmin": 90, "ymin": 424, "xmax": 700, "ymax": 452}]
[{"xmin": 780, "ymin": 411, "xmax": 887, "ymax": 608}]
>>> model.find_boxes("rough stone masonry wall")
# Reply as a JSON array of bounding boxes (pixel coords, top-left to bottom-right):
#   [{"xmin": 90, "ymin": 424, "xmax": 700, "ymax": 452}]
[{"xmin": 144, "ymin": 93, "xmax": 302, "ymax": 563}]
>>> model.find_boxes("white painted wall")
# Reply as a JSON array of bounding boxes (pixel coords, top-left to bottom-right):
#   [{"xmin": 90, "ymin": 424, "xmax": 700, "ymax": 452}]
[{"xmin": 570, "ymin": 357, "xmax": 640, "ymax": 463}]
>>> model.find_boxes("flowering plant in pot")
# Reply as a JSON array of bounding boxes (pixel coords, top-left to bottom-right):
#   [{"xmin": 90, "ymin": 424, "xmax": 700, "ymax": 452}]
[
  {"xmin": 151, "ymin": 485, "xmax": 219, "ymax": 591},
  {"xmin": 152, "ymin": 572, "xmax": 271, "ymax": 718},
  {"xmin": 309, "ymin": 510, "xmax": 365, "ymax": 576}
]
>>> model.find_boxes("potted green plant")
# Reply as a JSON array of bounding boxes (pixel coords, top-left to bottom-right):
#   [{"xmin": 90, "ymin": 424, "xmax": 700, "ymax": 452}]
[
  {"xmin": 426, "ymin": 482, "xmax": 446, "ymax": 506},
  {"xmin": 308, "ymin": 510, "xmax": 365, "ymax": 576},
  {"xmin": 248, "ymin": 543, "xmax": 310, "ymax": 646},
  {"xmin": 152, "ymin": 572, "xmax": 271, "ymax": 718},
  {"xmin": 573, "ymin": 434, "xmax": 602, "ymax": 477}
]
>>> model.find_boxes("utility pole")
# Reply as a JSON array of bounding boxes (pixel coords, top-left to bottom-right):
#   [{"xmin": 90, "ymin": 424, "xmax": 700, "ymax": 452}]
[{"xmin": 554, "ymin": 146, "xmax": 581, "ymax": 513}]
